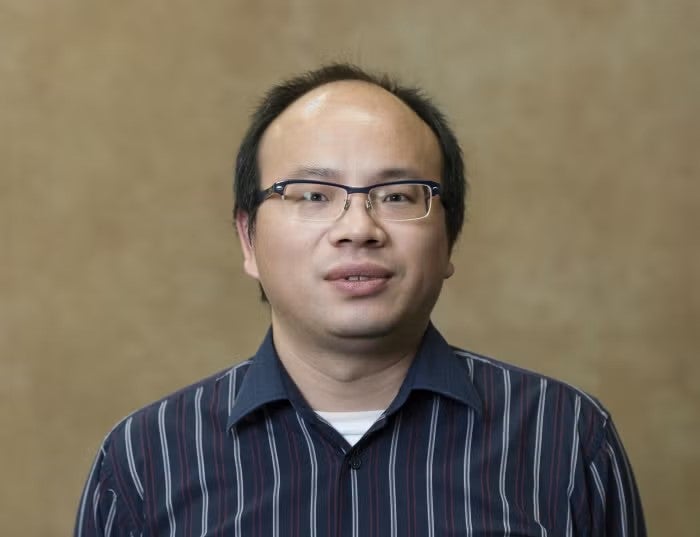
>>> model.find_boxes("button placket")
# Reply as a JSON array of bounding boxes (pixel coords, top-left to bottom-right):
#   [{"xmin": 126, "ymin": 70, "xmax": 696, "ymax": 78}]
[{"xmin": 348, "ymin": 452, "xmax": 362, "ymax": 470}]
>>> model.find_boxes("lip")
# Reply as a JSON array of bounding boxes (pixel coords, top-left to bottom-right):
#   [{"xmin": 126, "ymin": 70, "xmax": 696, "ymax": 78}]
[
  {"xmin": 324, "ymin": 263, "xmax": 394, "ymax": 281},
  {"xmin": 324, "ymin": 263, "xmax": 394, "ymax": 297}
]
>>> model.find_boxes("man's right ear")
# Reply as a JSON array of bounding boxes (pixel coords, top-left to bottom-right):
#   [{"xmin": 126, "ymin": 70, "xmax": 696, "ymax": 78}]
[{"xmin": 234, "ymin": 211, "xmax": 260, "ymax": 280}]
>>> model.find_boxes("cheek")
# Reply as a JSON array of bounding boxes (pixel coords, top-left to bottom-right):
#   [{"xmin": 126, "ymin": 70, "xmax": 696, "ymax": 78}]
[
  {"xmin": 393, "ymin": 226, "xmax": 451, "ymax": 279},
  {"xmin": 253, "ymin": 224, "xmax": 323, "ymax": 280},
  {"xmin": 405, "ymin": 219, "xmax": 449, "ymax": 254},
  {"xmin": 424, "ymin": 233, "xmax": 452, "ymax": 276}
]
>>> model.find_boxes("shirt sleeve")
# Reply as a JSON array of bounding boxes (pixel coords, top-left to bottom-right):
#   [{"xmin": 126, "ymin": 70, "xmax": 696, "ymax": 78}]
[
  {"xmin": 74, "ymin": 433, "xmax": 142, "ymax": 537},
  {"xmin": 586, "ymin": 417, "xmax": 647, "ymax": 536}
]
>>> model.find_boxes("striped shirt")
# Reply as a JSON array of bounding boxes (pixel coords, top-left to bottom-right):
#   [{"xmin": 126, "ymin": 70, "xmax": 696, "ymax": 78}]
[{"xmin": 75, "ymin": 324, "xmax": 646, "ymax": 536}]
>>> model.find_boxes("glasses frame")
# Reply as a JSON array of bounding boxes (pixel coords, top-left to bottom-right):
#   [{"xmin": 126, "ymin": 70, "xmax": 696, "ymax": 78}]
[{"xmin": 257, "ymin": 179, "xmax": 442, "ymax": 222}]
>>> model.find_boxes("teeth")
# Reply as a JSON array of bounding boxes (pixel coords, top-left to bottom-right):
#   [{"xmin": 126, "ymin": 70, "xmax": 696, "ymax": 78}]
[{"xmin": 346, "ymin": 276, "xmax": 370, "ymax": 281}]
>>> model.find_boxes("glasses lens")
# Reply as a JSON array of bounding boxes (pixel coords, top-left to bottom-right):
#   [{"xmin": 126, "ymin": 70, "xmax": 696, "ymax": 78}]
[
  {"xmin": 282, "ymin": 183, "xmax": 346, "ymax": 221},
  {"xmin": 370, "ymin": 183, "xmax": 431, "ymax": 220}
]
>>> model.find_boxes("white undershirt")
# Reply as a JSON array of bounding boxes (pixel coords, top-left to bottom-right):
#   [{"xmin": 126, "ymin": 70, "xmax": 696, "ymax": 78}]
[{"xmin": 315, "ymin": 409, "xmax": 385, "ymax": 446}]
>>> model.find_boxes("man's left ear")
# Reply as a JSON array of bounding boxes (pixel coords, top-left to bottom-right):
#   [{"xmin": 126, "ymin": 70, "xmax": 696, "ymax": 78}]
[{"xmin": 444, "ymin": 261, "xmax": 455, "ymax": 279}]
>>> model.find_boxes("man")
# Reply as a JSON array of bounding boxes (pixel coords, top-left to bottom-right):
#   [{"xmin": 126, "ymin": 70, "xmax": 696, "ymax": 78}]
[{"xmin": 75, "ymin": 64, "xmax": 646, "ymax": 536}]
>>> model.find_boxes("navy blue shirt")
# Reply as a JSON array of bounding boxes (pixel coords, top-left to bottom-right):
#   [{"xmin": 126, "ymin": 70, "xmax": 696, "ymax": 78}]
[{"xmin": 75, "ymin": 325, "xmax": 646, "ymax": 536}]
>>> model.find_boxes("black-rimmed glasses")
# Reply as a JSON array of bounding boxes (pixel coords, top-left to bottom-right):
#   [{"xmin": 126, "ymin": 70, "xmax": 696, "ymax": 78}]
[{"xmin": 258, "ymin": 179, "xmax": 441, "ymax": 222}]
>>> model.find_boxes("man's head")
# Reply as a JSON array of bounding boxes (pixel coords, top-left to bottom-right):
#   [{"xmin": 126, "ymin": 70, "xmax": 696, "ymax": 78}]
[
  {"xmin": 233, "ymin": 65, "xmax": 467, "ymax": 346},
  {"xmin": 234, "ymin": 64, "xmax": 467, "ymax": 250}
]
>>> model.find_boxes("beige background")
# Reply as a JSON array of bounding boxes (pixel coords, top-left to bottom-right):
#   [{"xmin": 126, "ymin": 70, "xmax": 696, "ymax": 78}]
[{"xmin": 1, "ymin": 1, "xmax": 698, "ymax": 535}]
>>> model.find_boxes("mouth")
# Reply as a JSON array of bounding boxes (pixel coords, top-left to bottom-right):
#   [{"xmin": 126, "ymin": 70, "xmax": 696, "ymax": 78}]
[
  {"xmin": 324, "ymin": 264, "xmax": 394, "ymax": 296},
  {"xmin": 325, "ymin": 264, "xmax": 394, "ymax": 281}
]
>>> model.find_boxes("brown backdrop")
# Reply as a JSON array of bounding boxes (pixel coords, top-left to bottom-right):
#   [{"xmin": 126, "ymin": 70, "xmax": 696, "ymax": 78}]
[{"xmin": 1, "ymin": 1, "xmax": 698, "ymax": 535}]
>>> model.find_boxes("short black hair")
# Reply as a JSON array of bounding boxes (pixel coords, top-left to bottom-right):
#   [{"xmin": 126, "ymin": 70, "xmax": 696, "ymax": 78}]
[{"xmin": 233, "ymin": 63, "xmax": 467, "ymax": 250}]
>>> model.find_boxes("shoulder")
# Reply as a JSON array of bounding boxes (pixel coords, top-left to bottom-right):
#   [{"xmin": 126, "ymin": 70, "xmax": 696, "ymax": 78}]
[
  {"xmin": 450, "ymin": 345, "xmax": 611, "ymax": 460},
  {"xmin": 101, "ymin": 358, "xmax": 255, "ymax": 458},
  {"xmin": 76, "ymin": 359, "xmax": 257, "ymax": 532}
]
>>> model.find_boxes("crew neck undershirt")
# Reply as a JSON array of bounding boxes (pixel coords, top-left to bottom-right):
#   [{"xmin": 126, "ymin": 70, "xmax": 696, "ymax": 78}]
[{"xmin": 315, "ymin": 409, "xmax": 385, "ymax": 446}]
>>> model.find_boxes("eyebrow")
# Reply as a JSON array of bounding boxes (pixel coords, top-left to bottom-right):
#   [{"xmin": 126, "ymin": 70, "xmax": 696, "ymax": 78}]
[
  {"xmin": 286, "ymin": 166, "xmax": 427, "ymax": 181},
  {"xmin": 287, "ymin": 166, "xmax": 339, "ymax": 179},
  {"xmin": 376, "ymin": 167, "xmax": 426, "ymax": 180}
]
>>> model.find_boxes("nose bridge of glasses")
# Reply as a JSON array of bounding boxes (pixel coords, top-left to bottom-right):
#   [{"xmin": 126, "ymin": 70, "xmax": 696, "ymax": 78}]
[{"xmin": 342, "ymin": 190, "xmax": 373, "ymax": 213}]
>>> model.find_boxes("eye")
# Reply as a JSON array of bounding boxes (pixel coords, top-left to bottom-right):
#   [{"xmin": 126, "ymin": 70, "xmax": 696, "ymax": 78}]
[
  {"xmin": 301, "ymin": 191, "xmax": 329, "ymax": 202},
  {"xmin": 383, "ymin": 192, "xmax": 411, "ymax": 203}
]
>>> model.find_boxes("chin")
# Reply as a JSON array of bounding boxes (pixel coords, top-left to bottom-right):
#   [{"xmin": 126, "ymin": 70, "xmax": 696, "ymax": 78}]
[
  {"xmin": 325, "ymin": 313, "xmax": 425, "ymax": 342},
  {"xmin": 321, "ymin": 300, "xmax": 433, "ymax": 340},
  {"xmin": 325, "ymin": 318, "xmax": 398, "ymax": 340}
]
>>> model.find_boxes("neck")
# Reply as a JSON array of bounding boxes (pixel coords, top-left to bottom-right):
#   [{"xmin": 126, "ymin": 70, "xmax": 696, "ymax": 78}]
[{"xmin": 271, "ymin": 319, "xmax": 425, "ymax": 412}]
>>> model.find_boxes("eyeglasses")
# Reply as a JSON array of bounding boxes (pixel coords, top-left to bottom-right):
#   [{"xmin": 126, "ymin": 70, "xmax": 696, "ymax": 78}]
[{"xmin": 258, "ymin": 179, "xmax": 442, "ymax": 222}]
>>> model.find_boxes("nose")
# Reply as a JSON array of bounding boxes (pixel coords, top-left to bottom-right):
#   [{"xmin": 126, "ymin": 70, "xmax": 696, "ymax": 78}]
[
  {"xmin": 327, "ymin": 193, "xmax": 387, "ymax": 247},
  {"xmin": 342, "ymin": 196, "xmax": 372, "ymax": 213}
]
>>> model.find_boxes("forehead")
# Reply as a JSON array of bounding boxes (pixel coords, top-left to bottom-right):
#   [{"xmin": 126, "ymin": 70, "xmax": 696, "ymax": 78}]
[
  {"xmin": 272, "ymin": 80, "xmax": 422, "ymax": 127},
  {"xmin": 257, "ymin": 81, "xmax": 442, "ymax": 182}
]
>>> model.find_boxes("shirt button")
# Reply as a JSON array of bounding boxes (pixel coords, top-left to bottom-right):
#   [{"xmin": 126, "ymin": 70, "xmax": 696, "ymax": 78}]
[{"xmin": 348, "ymin": 454, "xmax": 362, "ymax": 470}]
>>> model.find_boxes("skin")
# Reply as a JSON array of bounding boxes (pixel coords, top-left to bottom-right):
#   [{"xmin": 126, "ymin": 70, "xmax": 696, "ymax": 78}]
[{"xmin": 236, "ymin": 81, "xmax": 454, "ymax": 411}]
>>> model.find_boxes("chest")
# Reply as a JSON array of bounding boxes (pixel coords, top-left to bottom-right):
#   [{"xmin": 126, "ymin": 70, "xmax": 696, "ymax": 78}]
[{"xmin": 140, "ymin": 403, "xmax": 586, "ymax": 536}]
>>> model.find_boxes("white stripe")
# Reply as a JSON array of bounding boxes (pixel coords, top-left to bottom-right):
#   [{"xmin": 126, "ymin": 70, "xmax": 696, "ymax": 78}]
[
  {"xmin": 589, "ymin": 462, "xmax": 606, "ymax": 506},
  {"xmin": 194, "ymin": 387, "xmax": 210, "ymax": 537},
  {"xmin": 227, "ymin": 365, "xmax": 245, "ymax": 537},
  {"xmin": 499, "ymin": 369, "xmax": 512, "ymax": 535},
  {"xmin": 297, "ymin": 413, "xmax": 318, "ymax": 537},
  {"xmin": 609, "ymin": 422, "xmax": 639, "ymax": 532},
  {"xmin": 104, "ymin": 489, "xmax": 118, "ymax": 537},
  {"xmin": 463, "ymin": 408, "xmax": 475, "ymax": 535},
  {"xmin": 351, "ymin": 468, "xmax": 359, "ymax": 537},
  {"xmin": 576, "ymin": 389, "xmax": 608, "ymax": 420},
  {"xmin": 227, "ymin": 366, "xmax": 239, "ymax": 416},
  {"xmin": 265, "ymin": 414, "xmax": 281, "ymax": 537},
  {"xmin": 76, "ymin": 443, "xmax": 106, "ymax": 536},
  {"xmin": 91, "ymin": 481, "xmax": 102, "ymax": 525},
  {"xmin": 461, "ymin": 343, "xmax": 477, "ymax": 535},
  {"xmin": 533, "ymin": 378, "xmax": 548, "ymax": 537},
  {"xmin": 232, "ymin": 429, "xmax": 244, "ymax": 536},
  {"xmin": 297, "ymin": 412, "xmax": 318, "ymax": 537},
  {"xmin": 124, "ymin": 417, "xmax": 144, "ymax": 499},
  {"xmin": 157, "ymin": 401, "xmax": 176, "ymax": 537},
  {"xmin": 457, "ymin": 350, "xmax": 608, "ymax": 420},
  {"xmin": 216, "ymin": 359, "xmax": 252, "ymax": 384},
  {"xmin": 465, "ymin": 356, "xmax": 474, "ymax": 381},
  {"xmin": 426, "ymin": 396, "xmax": 440, "ymax": 537},
  {"xmin": 388, "ymin": 413, "xmax": 402, "ymax": 537},
  {"xmin": 607, "ymin": 442, "xmax": 629, "ymax": 537},
  {"xmin": 565, "ymin": 396, "xmax": 582, "ymax": 537}
]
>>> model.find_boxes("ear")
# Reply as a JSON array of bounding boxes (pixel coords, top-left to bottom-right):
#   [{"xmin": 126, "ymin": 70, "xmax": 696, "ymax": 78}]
[
  {"xmin": 444, "ymin": 260, "xmax": 455, "ymax": 280},
  {"xmin": 234, "ymin": 211, "xmax": 260, "ymax": 280}
]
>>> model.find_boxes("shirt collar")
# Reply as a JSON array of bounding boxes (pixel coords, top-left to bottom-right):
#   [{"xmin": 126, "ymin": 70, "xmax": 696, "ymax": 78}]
[
  {"xmin": 226, "ymin": 323, "xmax": 483, "ymax": 431},
  {"xmin": 226, "ymin": 328, "xmax": 289, "ymax": 430},
  {"xmin": 392, "ymin": 322, "xmax": 483, "ymax": 415}
]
